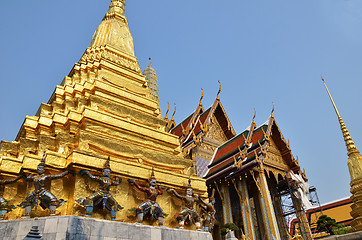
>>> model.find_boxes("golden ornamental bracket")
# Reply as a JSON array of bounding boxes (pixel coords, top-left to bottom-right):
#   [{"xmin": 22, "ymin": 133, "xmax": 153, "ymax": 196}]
[
  {"xmin": 261, "ymin": 127, "xmax": 270, "ymax": 142},
  {"xmin": 215, "ymin": 182, "xmax": 224, "ymax": 203},
  {"xmin": 258, "ymin": 141, "xmax": 267, "ymax": 157},
  {"xmin": 234, "ymin": 156, "xmax": 242, "ymax": 168},
  {"xmin": 198, "ymin": 118, "xmax": 205, "ymax": 132},
  {"xmin": 231, "ymin": 179, "xmax": 246, "ymax": 208},
  {"xmin": 250, "ymin": 170, "xmax": 263, "ymax": 198}
]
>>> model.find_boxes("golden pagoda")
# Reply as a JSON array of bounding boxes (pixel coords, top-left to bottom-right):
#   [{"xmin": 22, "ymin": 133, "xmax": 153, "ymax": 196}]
[
  {"xmin": 322, "ymin": 77, "xmax": 362, "ymax": 232},
  {"xmin": 0, "ymin": 0, "xmax": 207, "ymax": 226}
]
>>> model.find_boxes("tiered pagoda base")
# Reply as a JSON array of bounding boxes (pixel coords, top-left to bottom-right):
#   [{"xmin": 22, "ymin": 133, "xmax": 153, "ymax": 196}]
[{"xmin": 0, "ymin": 216, "xmax": 213, "ymax": 240}]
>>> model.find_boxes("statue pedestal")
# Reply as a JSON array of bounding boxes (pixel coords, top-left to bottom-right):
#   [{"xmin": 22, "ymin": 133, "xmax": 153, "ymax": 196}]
[
  {"xmin": 226, "ymin": 230, "xmax": 238, "ymax": 240},
  {"xmin": 0, "ymin": 215, "xmax": 213, "ymax": 240}
]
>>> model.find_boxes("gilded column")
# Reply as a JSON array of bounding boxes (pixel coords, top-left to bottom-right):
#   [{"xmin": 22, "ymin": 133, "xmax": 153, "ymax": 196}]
[
  {"xmin": 220, "ymin": 184, "xmax": 233, "ymax": 224},
  {"xmin": 256, "ymin": 169, "xmax": 281, "ymax": 240},
  {"xmin": 270, "ymin": 186, "xmax": 289, "ymax": 239},
  {"xmin": 237, "ymin": 178, "xmax": 256, "ymax": 240},
  {"xmin": 291, "ymin": 196, "xmax": 313, "ymax": 240}
]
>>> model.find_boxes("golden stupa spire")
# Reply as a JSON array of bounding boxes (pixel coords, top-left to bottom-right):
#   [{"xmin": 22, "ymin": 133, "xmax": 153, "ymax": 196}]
[
  {"xmin": 90, "ymin": 0, "xmax": 135, "ymax": 56},
  {"xmin": 322, "ymin": 76, "xmax": 359, "ymax": 156},
  {"xmin": 108, "ymin": 0, "xmax": 126, "ymax": 16},
  {"xmin": 322, "ymin": 77, "xmax": 362, "ymax": 232}
]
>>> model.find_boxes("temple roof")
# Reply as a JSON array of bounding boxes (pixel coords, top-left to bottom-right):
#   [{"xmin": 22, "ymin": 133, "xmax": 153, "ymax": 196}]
[
  {"xmin": 170, "ymin": 95, "xmax": 236, "ymax": 152},
  {"xmin": 90, "ymin": 0, "xmax": 135, "ymax": 57},
  {"xmin": 204, "ymin": 114, "xmax": 301, "ymax": 182}
]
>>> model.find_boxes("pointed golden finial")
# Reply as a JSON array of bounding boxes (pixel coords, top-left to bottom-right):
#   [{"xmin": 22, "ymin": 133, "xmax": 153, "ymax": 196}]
[
  {"xmin": 164, "ymin": 102, "xmax": 170, "ymax": 121},
  {"xmin": 104, "ymin": 156, "xmax": 111, "ymax": 169},
  {"xmin": 150, "ymin": 167, "xmax": 156, "ymax": 180},
  {"xmin": 322, "ymin": 76, "xmax": 359, "ymax": 156},
  {"xmin": 253, "ymin": 108, "xmax": 256, "ymax": 121},
  {"xmin": 90, "ymin": 0, "xmax": 135, "ymax": 56},
  {"xmin": 148, "ymin": 57, "xmax": 152, "ymax": 68},
  {"xmin": 180, "ymin": 122, "xmax": 186, "ymax": 135},
  {"xmin": 108, "ymin": 0, "xmax": 126, "ymax": 16},
  {"xmin": 199, "ymin": 88, "xmax": 204, "ymax": 105},
  {"xmin": 217, "ymin": 80, "xmax": 221, "ymax": 99},
  {"xmin": 172, "ymin": 103, "xmax": 176, "ymax": 120},
  {"xmin": 39, "ymin": 151, "xmax": 47, "ymax": 167},
  {"xmin": 271, "ymin": 101, "xmax": 275, "ymax": 117}
]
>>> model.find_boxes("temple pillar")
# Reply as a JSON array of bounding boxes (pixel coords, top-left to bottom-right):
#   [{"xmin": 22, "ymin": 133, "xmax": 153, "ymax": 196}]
[
  {"xmin": 292, "ymin": 196, "xmax": 313, "ymax": 240},
  {"xmin": 270, "ymin": 186, "xmax": 289, "ymax": 239},
  {"xmin": 256, "ymin": 170, "xmax": 281, "ymax": 240},
  {"xmin": 237, "ymin": 178, "xmax": 256, "ymax": 240},
  {"xmin": 220, "ymin": 183, "xmax": 233, "ymax": 224}
]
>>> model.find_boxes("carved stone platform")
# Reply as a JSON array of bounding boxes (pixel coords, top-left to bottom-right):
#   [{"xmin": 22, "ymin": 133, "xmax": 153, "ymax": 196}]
[
  {"xmin": 321, "ymin": 231, "xmax": 362, "ymax": 240},
  {"xmin": 0, "ymin": 216, "xmax": 213, "ymax": 240}
]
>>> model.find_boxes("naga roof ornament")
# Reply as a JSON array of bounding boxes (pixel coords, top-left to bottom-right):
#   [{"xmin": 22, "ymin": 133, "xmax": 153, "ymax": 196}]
[
  {"xmin": 164, "ymin": 103, "xmax": 170, "ymax": 121},
  {"xmin": 216, "ymin": 80, "xmax": 221, "ymax": 100},
  {"xmin": 199, "ymin": 88, "xmax": 204, "ymax": 106},
  {"xmin": 171, "ymin": 103, "xmax": 177, "ymax": 120}
]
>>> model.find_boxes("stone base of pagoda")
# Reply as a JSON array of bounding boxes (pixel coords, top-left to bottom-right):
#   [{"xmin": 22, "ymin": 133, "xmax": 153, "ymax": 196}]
[
  {"xmin": 0, "ymin": 215, "xmax": 213, "ymax": 240},
  {"xmin": 321, "ymin": 231, "xmax": 362, "ymax": 240}
]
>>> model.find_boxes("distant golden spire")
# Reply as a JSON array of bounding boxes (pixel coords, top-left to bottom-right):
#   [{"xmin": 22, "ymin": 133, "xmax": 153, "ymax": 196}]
[{"xmin": 322, "ymin": 76, "xmax": 359, "ymax": 156}]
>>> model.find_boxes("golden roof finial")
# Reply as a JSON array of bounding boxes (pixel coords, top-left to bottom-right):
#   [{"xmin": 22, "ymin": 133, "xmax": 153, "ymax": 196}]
[
  {"xmin": 322, "ymin": 76, "xmax": 359, "ymax": 156},
  {"xmin": 217, "ymin": 80, "xmax": 221, "ymax": 99},
  {"xmin": 271, "ymin": 101, "xmax": 275, "ymax": 117},
  {"xmin": 148, "ymin": 57, "xmax": 152, "ymax": 68},
  {"xmin": 108, "ymin": 0, "xmax": 126, "ymax": 16},
  {"xmin": 199, "ymin": 88, "xmax": 204, "ymax": 106},
  {"xmin": 171, "ymin": 103, "xmax": 177, "ymax": 120},
  {"xmin": 164, "ymin": 102, "xmax": 170, "ymax": 121}
]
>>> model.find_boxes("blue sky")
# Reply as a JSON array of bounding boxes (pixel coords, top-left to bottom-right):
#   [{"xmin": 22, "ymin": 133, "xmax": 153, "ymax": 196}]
[{"xmin": 1, "ymin": 0, "xmax": 362, "ymax": 205}]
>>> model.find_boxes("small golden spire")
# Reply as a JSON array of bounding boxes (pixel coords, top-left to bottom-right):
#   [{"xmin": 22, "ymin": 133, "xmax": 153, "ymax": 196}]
[
  {"xmin": 148, "ymin": 57, "xmax": 152, "ymax": 68},
  {"xmin": 271, "ymin": 101, "xmax": 275, "ymax": 117},
  {"xmin": 322, "ymin": 76, "xmax": 359, "ymax": 156}
]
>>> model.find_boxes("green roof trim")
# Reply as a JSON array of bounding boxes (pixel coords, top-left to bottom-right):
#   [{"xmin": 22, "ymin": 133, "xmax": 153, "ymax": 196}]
[
  {"xmin": 217, "ymin": 129, "xmax": 249, "ymax": 151},
  {"xmin": 209, "ymin": 144, "xmax": 245, "ymax": 168},
  {"xmin": 170, "ymin": 111, "xmax": 194, "ymax": 132},
  {"xmin": 205, "ymin": 153, "xmax": 258, "ymax": 179},
  {"xmin": 200, "ymin": 107, "xmax": 211, "ymax": 117}
]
